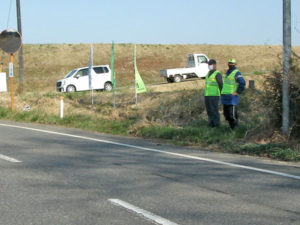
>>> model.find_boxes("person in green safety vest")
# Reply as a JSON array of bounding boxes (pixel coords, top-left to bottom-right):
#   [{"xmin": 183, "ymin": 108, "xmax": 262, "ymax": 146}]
[
  {"xmin": 204, "ymin": 59, "xmax": 223, "ymax": 127},
  {"xmin": 221, "ymin": 59, "xmax": 246, "ymax": 129}
]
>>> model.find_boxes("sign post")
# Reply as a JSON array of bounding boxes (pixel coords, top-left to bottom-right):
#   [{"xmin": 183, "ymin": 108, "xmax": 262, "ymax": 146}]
[
  {"xmin": 0, "ymin": 29, "xmax": 22, "ymax": 111},
  {"xmin": 10, "ymin": 54, "xmax": 14, "ymax": 111}
]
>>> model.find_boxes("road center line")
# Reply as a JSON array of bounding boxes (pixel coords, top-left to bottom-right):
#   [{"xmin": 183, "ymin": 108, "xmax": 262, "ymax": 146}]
[
  {"xmin": 109, "ymin": 199, "xmax": 179, "ymax": 225},
  {"xmin": 0, "ymin": 153, "xmax": 22, "ymax": 163},
  {"xmin": 0, "ymin": 123, "xmax": 299, "ymax": 180}
]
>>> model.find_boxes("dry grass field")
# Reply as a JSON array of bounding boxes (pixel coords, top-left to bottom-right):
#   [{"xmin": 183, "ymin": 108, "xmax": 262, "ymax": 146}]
[
  {"xmin": 1, "ymin": 43, "xmax": 299, "ymax": 92},
  {"xmin": 0, "ymin": 43, "xmax": 294, "ymax": 116}
]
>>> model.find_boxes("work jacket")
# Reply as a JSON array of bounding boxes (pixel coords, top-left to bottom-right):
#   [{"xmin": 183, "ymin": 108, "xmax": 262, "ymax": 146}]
[{"xmin": 221, "ymin": 67, "xmax": 245, "ymax": 106}]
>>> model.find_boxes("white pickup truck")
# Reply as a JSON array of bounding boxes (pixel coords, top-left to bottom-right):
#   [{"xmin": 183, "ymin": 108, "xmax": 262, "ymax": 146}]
[{"xmin": 160, "ymin": 53, "xmax": 209, "ymax": 83}]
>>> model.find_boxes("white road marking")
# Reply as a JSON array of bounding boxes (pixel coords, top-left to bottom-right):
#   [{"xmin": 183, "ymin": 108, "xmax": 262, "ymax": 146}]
[
  {"xmin": 109, "ymin": 199, "xmax": 179, "ymax": 225},
  {"xmin": 0, "ymin": 153, "xmax": 21, "ymax": 163},
  {"xmin": 0, "ymin": 123, "xmax": 300, "ymax": 180}
]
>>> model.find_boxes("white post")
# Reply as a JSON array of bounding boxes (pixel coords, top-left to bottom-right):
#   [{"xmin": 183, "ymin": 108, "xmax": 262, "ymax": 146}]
[{"xmin": 60, "ymin": 96, "xmax": 64, "ymax": 118}]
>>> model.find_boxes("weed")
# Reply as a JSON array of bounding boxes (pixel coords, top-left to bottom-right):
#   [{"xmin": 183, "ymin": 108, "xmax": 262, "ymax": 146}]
[
  {"xmin": 239, "ymin": 143, "xmax": 299, "ymax": 161},
  {"xmin": 0, "ymin": 107, "xmax": 9, "ymax": 118},
  {"xmin": 253, "ymin": 71, "xmax": 264, "ymax": 75}
]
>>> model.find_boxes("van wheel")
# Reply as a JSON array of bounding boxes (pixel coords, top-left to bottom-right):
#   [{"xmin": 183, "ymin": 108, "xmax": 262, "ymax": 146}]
[
  {"xmin": 66, "ymin": 85, "xmax": 76, "ymax": 93},
  {"xmin": 174, "ymin": 75, "xmax": 182, "ymax": 83},
  {"xmin": 104, "ymin": 82, "xmax": 113, "ymax": 92}
]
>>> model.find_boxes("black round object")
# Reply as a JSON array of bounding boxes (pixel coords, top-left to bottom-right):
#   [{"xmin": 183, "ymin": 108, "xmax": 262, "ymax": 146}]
[{"xmin": 0, "ymin": 29, "xmax": 22, "ymax": 54}]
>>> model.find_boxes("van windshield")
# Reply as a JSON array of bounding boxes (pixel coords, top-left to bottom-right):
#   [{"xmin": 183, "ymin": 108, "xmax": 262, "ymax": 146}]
[{"xmin": 64, "ymin": 69, "xmax": 77, "ymax": 78}]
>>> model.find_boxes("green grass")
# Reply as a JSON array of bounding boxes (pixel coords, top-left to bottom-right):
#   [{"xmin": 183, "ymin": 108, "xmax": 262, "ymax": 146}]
[
  {"xmin": 1, "ymin": 82, "xmax": 299, "ymax": 162},
  {"xmin": 238, "ymin": 143, "xmax": 300, "ymax": 161},
  {"xmin": 252, "ymin": 71, "xmax": 264, "ymax": 75},
  {"xmin": 0, "ymin": 106, "xmax": 133, "ymax": 136},
  {"xmin": 137, "ymin": 120, "xmax": 246, "ymax": 145},
  {"xmin": 0, "ymin": 102, "xmax": 298, "ymax": 161},
  {"xmin": 137, "ymin": 124, "xmax": 299, "ymax": 161}
]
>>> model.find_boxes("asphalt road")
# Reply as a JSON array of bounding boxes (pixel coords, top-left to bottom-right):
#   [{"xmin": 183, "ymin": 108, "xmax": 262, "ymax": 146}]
[{"xmin": 0, "ymin": 121, "xmax": 299, "ymax": 225}]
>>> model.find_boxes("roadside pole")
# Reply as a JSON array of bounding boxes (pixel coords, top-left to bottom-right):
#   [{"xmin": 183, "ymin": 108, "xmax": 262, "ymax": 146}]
[
  {"xmin": 0, "ymin": 29, "xmax": 23, "ymax": 112},
  {"xmin": 9, "ymin": 54, "xmax": 14, "ymax": 111},
  {"xmin": 16, "ymin": 0, "xmax": 24, "ymax": 93},
  {"xmin": 60, "ymin": 96, "xmax": 64, "ymax": 118},
  {"xmin": 282, "ymin": 0, "xmax": 291, "ymax": 136}
]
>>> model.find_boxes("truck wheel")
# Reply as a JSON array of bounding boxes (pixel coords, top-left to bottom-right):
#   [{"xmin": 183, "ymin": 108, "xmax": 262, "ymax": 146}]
[
  {"xmin": 174, "ymin": 75, "xmax": 182, "ymax": 83},
  {"xmin": 166, "ymin": 78, "xmax": 174, "ymax": 83},
  {"xmin": 66, "ymin": 85, "xmax": 76, "ymax": 93}
]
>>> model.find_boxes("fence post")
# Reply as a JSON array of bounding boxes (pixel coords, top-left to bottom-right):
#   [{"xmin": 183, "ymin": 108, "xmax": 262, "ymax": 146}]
[{"xmin": 249, "ymin": 80, "xmax": 255, "ymax": 89}]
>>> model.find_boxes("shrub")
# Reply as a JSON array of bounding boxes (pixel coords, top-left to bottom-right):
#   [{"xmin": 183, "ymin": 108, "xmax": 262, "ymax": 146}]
[
  {"xmin": 239, "ymin": 143, "xmax": 299, "ymax": 161},
  {"xmin": 264, "ymin": 56, "xmax": 300, "ymax": 139}
]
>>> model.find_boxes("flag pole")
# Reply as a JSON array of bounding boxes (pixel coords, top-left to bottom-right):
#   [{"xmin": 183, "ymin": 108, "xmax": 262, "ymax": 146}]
[
  {"xmin": 111, "ymin": 41, "xmax": 116, "ymax": 108},
  {"xmin": 92, "ymin": 88, "xmax": 94, "ymax": 105},
  {"xmin": 134, "ymin": 45, "xmax": 138, "ymax": 109},
  {"xmin": 89, "ymin": 45, "xmax": 94, "ymax": 105},
  {"xmin": 113, "ymin": 73, "xmax": 116, "ymax": 108},
  {"xmin": 91, "ymin": 45, "xmax": 94, "ymax": 105}
]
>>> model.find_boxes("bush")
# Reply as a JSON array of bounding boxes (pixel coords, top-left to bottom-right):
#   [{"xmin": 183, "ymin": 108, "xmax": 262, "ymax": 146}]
[{"xmin": 264, "ymin": 56, "xmax": 300, "ymax": 139}]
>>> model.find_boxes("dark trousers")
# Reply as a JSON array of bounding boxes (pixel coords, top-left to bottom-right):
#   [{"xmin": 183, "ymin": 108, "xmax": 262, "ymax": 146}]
[
  {"xmin": 205, "ymin": 96, "xmax": 220, "ymax": 127},
  {"xmin": 223, "ymin": 105, "xmax": 238, "ymax": 129}
]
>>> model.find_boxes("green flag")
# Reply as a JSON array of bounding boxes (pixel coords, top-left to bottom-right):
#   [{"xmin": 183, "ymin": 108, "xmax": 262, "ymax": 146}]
[
  {"xmin": 135, "ymin": 65, "xmax": 147, "ymax": 93},
  {"xmin": 134, "ymin": 45, "xmax": 146, "ymax": 94}
]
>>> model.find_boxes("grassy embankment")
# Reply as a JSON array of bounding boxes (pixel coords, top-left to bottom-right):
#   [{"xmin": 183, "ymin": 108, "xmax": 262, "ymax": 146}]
[{"xmin": 0, "ymin": 44, "xmax": 299, "ymax": 161}]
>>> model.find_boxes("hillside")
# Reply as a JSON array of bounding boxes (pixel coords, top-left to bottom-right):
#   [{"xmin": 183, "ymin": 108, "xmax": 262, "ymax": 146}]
[{"xmin": 1, "ymin": 43, "xmax": 300, "ymax": 91}]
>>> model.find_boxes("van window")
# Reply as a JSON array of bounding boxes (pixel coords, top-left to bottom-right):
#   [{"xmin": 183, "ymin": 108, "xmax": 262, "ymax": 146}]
[
  {"xmin": 93, "ymin": 66, "xmax": 108, "ymax": 74},
  {"xmin": 64, "ymin": 69, "xmax": 77, "ymax": 78},
  {"xmin": 93, "ymin": 67, "xmax": 104, "ymax": 74},
  {"xmin": 76, "ymin": 68, "xmax": 89, "ymax": 77}
]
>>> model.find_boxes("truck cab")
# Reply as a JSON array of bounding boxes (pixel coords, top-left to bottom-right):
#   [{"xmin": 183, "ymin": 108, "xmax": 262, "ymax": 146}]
[
  {"xmin": 188, "ymin": 54, "xmax": 209, "ymax": 67},
  {"xmin": 160, "ymin": 53, "xmax": 209, "ymax": 83}
]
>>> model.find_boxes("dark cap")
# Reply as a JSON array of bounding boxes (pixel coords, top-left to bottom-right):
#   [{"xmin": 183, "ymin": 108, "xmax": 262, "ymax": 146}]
[{"xmin": 208, "ymin": 59, "xmax": 216, "ymax": 65}]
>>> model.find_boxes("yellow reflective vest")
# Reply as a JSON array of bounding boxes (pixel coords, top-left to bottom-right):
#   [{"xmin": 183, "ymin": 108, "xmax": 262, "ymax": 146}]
[
  {"xmin": 204, "ymin": 70, "xmax": 221, "ymax": 96},
  {"xmin": 221, "ymin": 69, "xmax": 239, "ymax": 95}
]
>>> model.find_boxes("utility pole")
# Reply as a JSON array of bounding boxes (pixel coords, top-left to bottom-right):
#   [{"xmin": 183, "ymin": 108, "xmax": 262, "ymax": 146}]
[
  {"xmin": 282, "ymin": 0, "xmax": 291, "ymax": 136},
  {"xmin": 16, "ymin": 0, "xmax": 24, "ymax": 93}
]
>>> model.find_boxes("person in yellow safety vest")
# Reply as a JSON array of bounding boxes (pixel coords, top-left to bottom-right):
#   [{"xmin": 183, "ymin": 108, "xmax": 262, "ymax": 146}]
[
  {"xmin": 221, "ymin": 59, "xmax": 246, "ymax": 130},
  {"xmin": 204, "ymin": 59, "xmax": 223, "ymax": 127}
]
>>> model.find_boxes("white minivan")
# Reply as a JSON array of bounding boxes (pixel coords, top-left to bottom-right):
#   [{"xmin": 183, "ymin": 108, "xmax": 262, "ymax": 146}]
[{"xmin": 56, "ymin": 65, "xmax": 113, "ymax": 92}]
